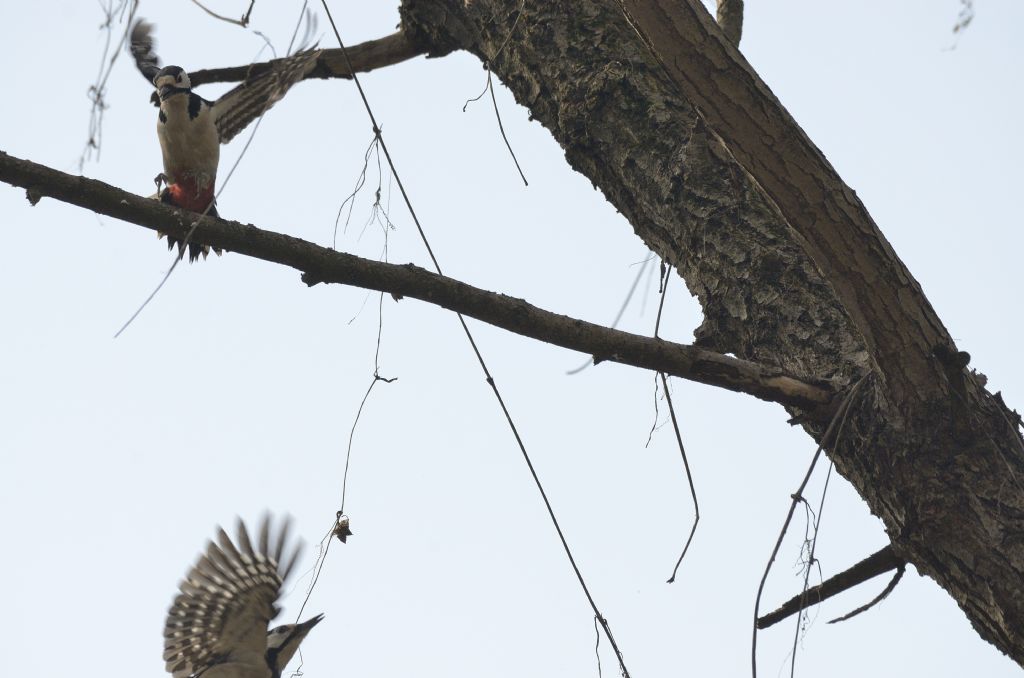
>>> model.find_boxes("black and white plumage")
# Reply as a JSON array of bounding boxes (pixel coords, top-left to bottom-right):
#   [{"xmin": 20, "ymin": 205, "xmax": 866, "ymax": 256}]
[
  {"xmin": 129, "ymin": 20, "xmax": 320, "ymax": 261},
  {"xmin": 164, "ymin": 516, "xmax": 323, "ymax": 678}
]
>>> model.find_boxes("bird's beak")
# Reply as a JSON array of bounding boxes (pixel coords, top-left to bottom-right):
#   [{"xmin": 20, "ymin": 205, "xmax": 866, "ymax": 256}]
[
  {"xmin": 297, "ymin": 613, "xmax": 324, "ymax": 635},
  {"xmin": 158, "ymin": 84, "xmax": 176, "ymax": 101}
]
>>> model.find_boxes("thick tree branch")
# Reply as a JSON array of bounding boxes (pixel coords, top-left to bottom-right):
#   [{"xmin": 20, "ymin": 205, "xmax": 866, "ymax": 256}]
[
  {"xmin": 189, "ymin": 31, "xmax": 427, "ymax": 87},
  {"xmin": 756, "ymin": 545, "xmax": 903, "ymax": 629},
  {"xmin": 398, "ymin": 0, "xmax": 1024, "ymax": 664},
  {"xmin": 618, "ymin": 0, "xmax": 953, "ymax": 407},
  {"xmin": 0, "ymin": 150, "xmax": 833, "ymax": 410}
]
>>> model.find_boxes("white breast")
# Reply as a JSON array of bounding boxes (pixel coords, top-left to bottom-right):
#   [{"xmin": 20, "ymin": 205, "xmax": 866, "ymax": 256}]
[{"xmin": 157, "ymin": 94, "xmax": 221, "ymax": 189}]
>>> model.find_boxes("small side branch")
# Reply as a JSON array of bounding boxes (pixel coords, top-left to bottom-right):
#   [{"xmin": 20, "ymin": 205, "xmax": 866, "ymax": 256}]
[
  {"xmin": 716, "ymin": 0, "xmax": 743, "ymax": 47},
  {"xmin": 827, "ymin": 560, "xmax": 906, "ymax": 624},
  {"xmin": 0, "ymin": 150, "xmax": 834, "ymax": 412},
  {"xmin": 190, "ymin": 0, "xmax": 255, "ymax": 27},
  {"xmin": 756, "ymin": 545, "xmax": 903, "ymax": 629},
  {"xmin": 189, "ymin": 31, "xmax": 426, "ymax": 87}
]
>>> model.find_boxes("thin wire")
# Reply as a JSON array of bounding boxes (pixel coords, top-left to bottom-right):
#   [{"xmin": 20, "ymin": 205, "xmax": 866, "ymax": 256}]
[
  {"xmin": 661, "ymin": 369, "xmax": 700, "ymax": 582},
  {"xmin": 488, "ymin": 69, "xmax": 528, "ymax": 185},
  {"xmin": 567, "ymin": 256, "xmax": 651, "ymax": 375},
  {"xmin": 751, "ymin": 374, "xmax": 869, "ymax": 678},
  {"xmin": 461, "ymin": 4, "xmax": 528, "ymax": 184},
  {"xmin": 294, "ymin": 519, "xmax": 338, "ymax": 623},
  {"xmin": 340, "ymin": 291, "xmax": 395, "ymax": 515},
  {"xmin": 286, "ymin": 0, "xmax": 310, "ymax": 55},
  {"xmin": 319, "ymin": 3, "xmax": 631, "ymax": 675},
  {"xmin": 650, "ymin": 264, "xmax": 700, "ymax": 583}
]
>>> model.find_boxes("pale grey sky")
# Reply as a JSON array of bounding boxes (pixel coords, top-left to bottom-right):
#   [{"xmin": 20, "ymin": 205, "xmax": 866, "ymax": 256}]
[{"xmin": 2, "ymin": 1, "xmax": 1022, "ymax": 677}]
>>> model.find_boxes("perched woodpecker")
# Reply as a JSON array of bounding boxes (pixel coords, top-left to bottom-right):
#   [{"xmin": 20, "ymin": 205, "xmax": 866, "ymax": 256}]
[
  {"xmin": 129, "ymin": 20, "xmax": 320, "ymax": 261},
  {"xmin": 164, "ymin": 515, "xmax": 324, "ymax": 678}
]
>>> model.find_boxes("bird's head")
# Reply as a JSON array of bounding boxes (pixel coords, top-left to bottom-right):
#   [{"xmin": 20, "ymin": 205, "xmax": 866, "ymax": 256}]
[
  {"xmin": 153, "ymin": 66, "xmax": 191, "ymax": 101},
  {"xmin": 265, "ymin": 614, "xmax": 324, "ymax": 673}
]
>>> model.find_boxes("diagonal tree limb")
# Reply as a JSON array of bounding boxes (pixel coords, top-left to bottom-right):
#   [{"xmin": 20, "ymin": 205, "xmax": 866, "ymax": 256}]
[
  {"xmin": 0, "ymin": 149, "xmax": 834, "ymax": 411},
  {"xmin": 617, "ymin": 0, "xmax": 954, "ymax": 407},
  {"xmin": 756, "ymin": 545, "xmax": 904, "ymax": 629},
  {"xmin": 395, "ymin": 0, "xmax": 1024, "ymax": 664},
  {"xmin": 189, "ymin": 31, "xmax": 427, "ymax": 87}
]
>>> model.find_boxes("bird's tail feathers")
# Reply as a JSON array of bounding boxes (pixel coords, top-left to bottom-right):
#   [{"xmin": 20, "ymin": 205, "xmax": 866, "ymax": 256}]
[{"xmin": 156, "ymin": 189, "xmax": 223, "ymax": 263}]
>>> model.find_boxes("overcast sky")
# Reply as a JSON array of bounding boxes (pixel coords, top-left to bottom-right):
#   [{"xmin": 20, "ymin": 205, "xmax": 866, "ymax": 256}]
[{"xmin": 2, "ymin": 1, "xmax": 1023, "ymax": 677}]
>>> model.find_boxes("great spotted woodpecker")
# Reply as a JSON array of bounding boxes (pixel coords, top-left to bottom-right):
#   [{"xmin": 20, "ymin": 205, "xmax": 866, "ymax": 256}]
[
  {"xmin": 129, "ymin": 20, "xmax": 320, "ymax": 261},
  {"xmin": 164, "ymin": 515, "xmax": 324, "ymax": 678}
]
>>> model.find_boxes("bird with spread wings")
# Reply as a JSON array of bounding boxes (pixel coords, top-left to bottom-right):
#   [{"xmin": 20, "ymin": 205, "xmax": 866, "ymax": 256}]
[
  {"xmin": 164, "ymin": 515, "xmax": 323, "ymax": 678},
  {"xmin": 129, "ymin": 20, "xmax": 320, "ymax": 261}
]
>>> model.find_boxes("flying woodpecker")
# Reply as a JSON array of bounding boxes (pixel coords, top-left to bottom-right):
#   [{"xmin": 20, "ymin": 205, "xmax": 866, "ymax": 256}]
[
  {"xmin": 164, "ymin": 515, "xmax": 324, "ymax": 678},
  {"xmin": 129, "ymin": 20, "xmax": 320, "ymax": 261}
]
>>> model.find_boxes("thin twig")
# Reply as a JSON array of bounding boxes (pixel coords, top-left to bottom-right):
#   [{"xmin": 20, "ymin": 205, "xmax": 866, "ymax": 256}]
[
  {"xmin": 568, "ymin": 256, "xmax": 651, "ymax": 375},
  {"xmin": 827, "ymin": 563, "xmax": 906, "ymax": 624},
  {"xmin": 461, "ymin": 4, "xmax": 528, "ymax": 185},
  {"xmin": 189, "ymin": 0, "xmax": 256, "ymax": 27},
  {"xmin": 756, "ymin": 545, "xmax": 903, "ymax": 629},
  {"xmin": 751, "ymin": 374, "xmax": 869, "ymax": 678},
  {"xmin": 789, "ymin": 461, "xmax": 835, "ymax": 677},
  {"xmin": 487, "ymin": 69, "xmax": 529, "ymax": 185},
  {"xmin": 651, "ymin": 265, "xmax": 700, "ymax": 583},
  {"xmin": 81, "ymin": 0, "xmax": 137, "ymax": 169},
  {"xmin": 662, "ymin": 371, "xmax": 699, "ymax": 582}
]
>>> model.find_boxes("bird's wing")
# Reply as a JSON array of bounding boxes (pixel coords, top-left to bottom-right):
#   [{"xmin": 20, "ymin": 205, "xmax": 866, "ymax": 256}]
[
  {"xmin": 163, "ymin": 516, "xmax": 301, "ymax": 678},
  {"xmin": 129, "ymin": 19, "xmax": 162, "ymax": 83},
  {"xmin": 212, "ymin": 48, "xmax": 321, "ymax": 144}
]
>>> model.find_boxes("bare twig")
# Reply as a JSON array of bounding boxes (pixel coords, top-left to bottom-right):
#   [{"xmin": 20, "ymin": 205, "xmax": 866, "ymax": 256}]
[
  {"xmin": 751, "ymin": 375, "xmax": 869, "ymax": 678},
  {"xmin": 567, "ymin": 256, "xmax": 651, "ymax": 375},
  {"xmin": 828, "ymin": 561, "xmax": 906, "ymax": 624},
  {"xmin": 462, "ymin": 4, "xmax": 529, "ymax": 185},
  {"xmin": 756, "ymin": 545, "xmax": 903, "ymax": 629},
  {"xmin": 189, "ymin": 0, "xmax": 256, "ymax": 27},
  {"xmin": 653, "ymin": 266, "xmax": 700, "ymax": 583},
  {"xmin": 788, "ymin": 460, "xmax": 835, "ymax": 677},
  {"xmin": 81, "ymin": 0, "xmax": 137, "ymax": 169}
]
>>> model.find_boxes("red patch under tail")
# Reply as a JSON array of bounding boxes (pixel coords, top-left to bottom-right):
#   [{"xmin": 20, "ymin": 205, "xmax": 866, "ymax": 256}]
[{"xmin": 158, "ymin": 178, "xmax": 220, "ymax": 262}]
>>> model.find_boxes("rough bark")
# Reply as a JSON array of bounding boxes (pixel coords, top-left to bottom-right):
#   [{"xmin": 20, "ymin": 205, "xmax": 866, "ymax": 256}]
[{"xmin": 398, "ymin": 0, "xmax": 1024, "ymax": 665}]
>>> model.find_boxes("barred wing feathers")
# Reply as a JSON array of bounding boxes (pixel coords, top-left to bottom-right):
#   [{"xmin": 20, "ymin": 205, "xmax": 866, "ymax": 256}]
[
  {"xmin": 212, "ymin": 49, "xmax": 321, "ymax": 144},
  {"xmin": 129, "ymin": 19, "xmax": 162, "ymax": 83},
  {"xmin": 163, "ymin": 516, "xmax": 301, "ymax": 678}
]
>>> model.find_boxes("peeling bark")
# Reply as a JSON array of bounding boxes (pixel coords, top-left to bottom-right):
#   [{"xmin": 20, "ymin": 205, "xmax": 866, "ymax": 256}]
[{"xmin": 399, "ymin": 0, "xmax": 1024, "ymax": 665}]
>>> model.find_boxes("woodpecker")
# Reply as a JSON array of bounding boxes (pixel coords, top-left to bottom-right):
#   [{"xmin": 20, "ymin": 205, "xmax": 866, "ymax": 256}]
[
  {"xmin": 129, "ymin": 20, "xmax": 320, "ymax": 261},
  {"xmin": 164, "ymin": 515, "xmax": 324, "ymax": 678}
]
